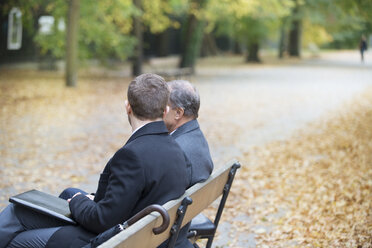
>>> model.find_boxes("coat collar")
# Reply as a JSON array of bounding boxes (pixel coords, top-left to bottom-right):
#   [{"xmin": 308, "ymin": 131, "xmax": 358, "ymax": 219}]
[
  {"xmin": 126, "ymin": 121, "xmax": 169, "ymax": 145},
  {"xmin": 171, "ymin": 119, "xmax": 199, "ymax": 139}
]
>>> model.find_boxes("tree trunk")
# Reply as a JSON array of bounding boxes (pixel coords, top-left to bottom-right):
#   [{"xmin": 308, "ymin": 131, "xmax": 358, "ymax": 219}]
[
  {"xmin": 179, "ymin": 0, "xmax": 207, "ymax": 70},
  {"xmin": 246, "ymin": 42, "xmax": 260, "ymax": 63},
  {"xmin": 132, "ymin": 0, "xmax": 143, "ymax": 76},
  {"xmin": 201, "ymin": 33, "xmax": 218, "ymax": 57},
  {"xmin": 233, "ymin": 40, "xmax": 243, "ymax": 55},
  {"xmin": 288, "ymin": 3, "xmax": 302, "ymax": 57},
  {"xmin": 278, "ymin": 18, "xmax": 288, "ymax": 59},
  {"xmin": 288, "ymin": 19, "xmax": 301, "ymax": 57},
  {"xmin": 66, "ymin": 0, "xmax": 80, "ymax": 87},
  {"xmin": 156, "ymin": 30, "xmax": 169, "ymax": 57}
]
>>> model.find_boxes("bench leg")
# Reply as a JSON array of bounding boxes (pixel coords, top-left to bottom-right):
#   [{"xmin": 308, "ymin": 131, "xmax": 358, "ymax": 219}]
[
  {"xmin": 206, "ymin": 237, "xmax": 213, "ymax": 248},
  {"xmin": 167, "ymin": 197, "xmax": 193, "ymax": 248},
  {"xmin": 190, "ymin": 162, "xmax": 241, "ymax": 248}
]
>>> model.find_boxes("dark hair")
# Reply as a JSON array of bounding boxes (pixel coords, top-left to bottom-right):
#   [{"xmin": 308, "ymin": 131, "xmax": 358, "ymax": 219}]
[
  {"xmin": 168, "ymin": 80, "xmax": 200, "ymax": 118},
  {"xmin": 128, "ymin": 73, "xmax": 169, "ymax": 120}
]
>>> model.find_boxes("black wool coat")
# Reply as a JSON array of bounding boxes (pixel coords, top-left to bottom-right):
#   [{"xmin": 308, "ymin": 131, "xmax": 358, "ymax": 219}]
[{"xmin": 46, "ymin": 121, "xmax": 191, "ymax": 248}]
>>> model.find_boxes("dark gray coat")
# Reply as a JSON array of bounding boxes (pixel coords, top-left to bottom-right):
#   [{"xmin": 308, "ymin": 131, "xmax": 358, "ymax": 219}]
[
  {"xmin": 168, "ymin": 119, "xmax": 214, "ymax": 248},
  {"xmin": 172, "ymin": 119, "xmax": 213, "ymax": 186}
]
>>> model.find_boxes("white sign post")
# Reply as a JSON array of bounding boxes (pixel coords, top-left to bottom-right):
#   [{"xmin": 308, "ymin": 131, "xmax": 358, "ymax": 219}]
[{"xmin": 7, "ymin": 7, "xmax": 22, "ymax": 50}]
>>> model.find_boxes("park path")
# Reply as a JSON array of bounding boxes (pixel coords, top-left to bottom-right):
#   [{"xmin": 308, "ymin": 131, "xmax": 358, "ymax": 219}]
[
  {"xmin": 196, "ymin": 51, "xmax": 372, "ymax": 165},
  {"xmin": 0, "ymin": 50, "xmax": 371, "ymax": 246}
]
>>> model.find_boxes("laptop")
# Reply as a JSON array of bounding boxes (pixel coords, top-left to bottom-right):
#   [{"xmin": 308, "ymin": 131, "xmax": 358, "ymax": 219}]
[{"xmin": 9, "ymin": 189, "xmax": 76, "ymax": 225}]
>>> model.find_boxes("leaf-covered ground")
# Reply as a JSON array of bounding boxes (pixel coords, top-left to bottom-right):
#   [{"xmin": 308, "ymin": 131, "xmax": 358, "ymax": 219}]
[
  {"xmin": 0, "ymin": 69, "xmax": 132, "ymax": 205},
  {"xmin": 0, "ymin": 52, "xmax": 371, "ymax": 247},
  {"xmin": 212, "ymin": 88, "xmax": 372, "ymax": 247}
]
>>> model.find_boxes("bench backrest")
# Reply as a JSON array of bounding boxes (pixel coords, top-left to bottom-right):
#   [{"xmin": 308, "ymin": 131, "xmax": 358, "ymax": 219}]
[{"xmin": 98, "ymin": 159, "xmax": 240, "ymax": 248}]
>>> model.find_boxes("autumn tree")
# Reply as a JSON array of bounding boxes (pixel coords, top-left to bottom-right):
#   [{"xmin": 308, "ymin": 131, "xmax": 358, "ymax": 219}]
[
  {"xmin": 179, "ymin": 0, "xmax": 208, "ymax": 70},
  {"xmin": 132, "ymin": 0, "xmax": 143, "ymax": 76},
  {"xmin": 322, "ymin": 0, "xmax": 372, "ymax": 48},
  {"xmin": 134, "ymin": 0, "xmax": 188, "ymax": 74},
  {"xmin": 206, "ymin": 0, "xmax": 292, "ymax": 62},
  {"xmin": 282, "ymin": 0, "xmax": 371, "ymax": 57},
  {"xmin": 65, "ymin": 0, "xmax": 80, "ymax": 87},
  {"xmin": 287, "ymin": 0, "xmax": 302, "ymax": 57},
  {"xmin": 2, "ymin": 0, "xmax": 137, "ymax": 68}
]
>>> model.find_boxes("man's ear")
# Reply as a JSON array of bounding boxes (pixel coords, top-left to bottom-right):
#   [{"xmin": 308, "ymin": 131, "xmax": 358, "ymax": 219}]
[
  {"xmin": 163, "ymin": 105, "xmax": 170, "ymax": 118},
  {"xmin": 175, "ymin": 107, "xmax": 184, "ymax": 120},
  {"xmin": 166, "ymin": 105, "xmax": 170, "ymax": 114},
  {"xmin": 125, "ymin": 100, "xmax": 132, "ymax": 115}
]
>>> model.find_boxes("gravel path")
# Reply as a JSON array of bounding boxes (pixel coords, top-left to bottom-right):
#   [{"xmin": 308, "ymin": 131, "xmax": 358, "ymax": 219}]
[{"xmin": 195, "ymin": 51, "xmax": 372, "ymax": 165}]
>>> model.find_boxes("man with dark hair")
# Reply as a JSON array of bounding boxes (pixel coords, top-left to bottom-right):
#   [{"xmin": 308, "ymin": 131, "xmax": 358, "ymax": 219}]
[
  {"xmin": 0, "ymin": 73, "xmax": 190, "ymax": 248},
  {"xmin": 127, "ymin": 74, "xmax": 170, "ymax": 119},
  {"xmin": 163, "ymin": 80, "xmax": 213, "ymax": 248}
]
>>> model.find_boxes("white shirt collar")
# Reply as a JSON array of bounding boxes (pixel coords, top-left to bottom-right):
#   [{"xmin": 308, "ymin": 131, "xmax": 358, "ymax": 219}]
[{"xmin": 131, "ymin": 123, "xmax": 147, "ymax": 137}]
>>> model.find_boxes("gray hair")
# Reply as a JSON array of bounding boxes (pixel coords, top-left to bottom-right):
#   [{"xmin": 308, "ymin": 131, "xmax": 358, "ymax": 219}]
[{"xmin": 168, "ymin": 80, "xmax": 200, "ymax": 118}]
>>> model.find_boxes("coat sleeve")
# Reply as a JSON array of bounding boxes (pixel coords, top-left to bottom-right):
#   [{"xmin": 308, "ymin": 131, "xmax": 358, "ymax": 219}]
[{"xmin": 69, "ymin": 148, "xmax": 145, "ymax": 234}]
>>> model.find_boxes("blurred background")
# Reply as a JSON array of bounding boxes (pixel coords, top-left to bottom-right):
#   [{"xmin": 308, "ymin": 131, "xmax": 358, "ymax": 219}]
[
  {"xmin": 1, "ymin": 0, "xmax": 371, "ymax": 76},
  {"xmin": 1, "ymin": 0, "xmax": 372, "ymax": 247}
]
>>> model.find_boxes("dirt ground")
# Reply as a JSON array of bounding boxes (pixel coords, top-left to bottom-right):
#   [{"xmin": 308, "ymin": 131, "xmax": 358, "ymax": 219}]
[{"xmin": 0, "ymin": 51, "xmax": 371, "ymax": 247}]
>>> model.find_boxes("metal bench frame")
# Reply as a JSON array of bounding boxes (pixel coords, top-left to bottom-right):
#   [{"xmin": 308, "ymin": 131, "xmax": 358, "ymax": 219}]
[{"xmin": 187, "ymin": 161, "xmax": 240, "ymax": 247}]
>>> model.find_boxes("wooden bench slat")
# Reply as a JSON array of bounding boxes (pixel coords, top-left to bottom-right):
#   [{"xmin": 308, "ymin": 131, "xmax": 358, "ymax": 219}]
[{"xmin": 99, "ymin": 159, "xmax": 238, "ymax": 248}]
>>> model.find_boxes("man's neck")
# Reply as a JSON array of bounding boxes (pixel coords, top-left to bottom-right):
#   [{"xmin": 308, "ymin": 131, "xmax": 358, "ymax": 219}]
[
  {"xmin": 172, "ymin": 117, "xmax": 195, "ymax": 132},
  {"xmin": 130, "ymin": 117, "xmax": 163, "ymax": 133}
]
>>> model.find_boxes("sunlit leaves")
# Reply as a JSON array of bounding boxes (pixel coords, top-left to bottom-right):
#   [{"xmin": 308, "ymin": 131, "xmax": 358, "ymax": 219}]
[
  {"xmin": 217, "ymin": 87, "xmax": 372, "ymax": 247},
  {"xmin": 205, "ymin": 0, "xmax": 293, "ymax": 45},
  {"xmin": 296, "ymin": 0, "xmax": 371, "ymax": 48},
  {"xmin": 78, "ymin": 0, "xmax": 137, "ymax": 61},
  {"xmin": 302, "ymin": 21, "xmax": 333, "ymax": 47},
  {"xmin": 0, "ymin": 70, "xmax": 130, "ymax": 210},
  {"xmin": 142, "ymin": 0, "xmax": 174, "ymax": 33}
]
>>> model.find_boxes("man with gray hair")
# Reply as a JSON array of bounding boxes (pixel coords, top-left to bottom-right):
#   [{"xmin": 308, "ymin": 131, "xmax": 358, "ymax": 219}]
[
  {"xmin": 162, "ymin": 80, "xmax": 214, "ymax": 248},
  {"xmin": 164, "ymin": 80, "xmax": 214, "ymax": 186}
]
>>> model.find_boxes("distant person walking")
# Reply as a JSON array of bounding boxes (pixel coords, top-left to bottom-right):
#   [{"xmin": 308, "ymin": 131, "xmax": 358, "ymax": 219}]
[{"xmin": 359, "ymin": 35, "xmax": 368, "ymax": 62}]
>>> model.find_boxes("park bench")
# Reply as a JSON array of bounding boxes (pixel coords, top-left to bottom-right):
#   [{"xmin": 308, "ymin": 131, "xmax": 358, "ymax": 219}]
[
  {"xmin": 154, "ymin": 67, "xmax": 194, "ymax": 80},
  {"xmin": 98, "ymin": 159, "xmax": 241, "ymax": 248},
  {"xmin": 148, "ymin": 57, "xmax": 194, "ymax": 79}
]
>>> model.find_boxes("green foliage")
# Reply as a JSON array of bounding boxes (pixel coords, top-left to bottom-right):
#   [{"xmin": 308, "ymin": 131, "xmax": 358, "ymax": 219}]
[
  {"xmin": 236, "ymin": 17, "xmax": 268, "ymax": 45},
  {"xmin": 33, "ymin": 1, "xmax": 66, "ymax": 59},
  {"xmin": 142, "ymin": 0, "xmax": 188, "ymax": 33},
  {"xmin": 324, "ymin": 0, "xmax": 372, "ymax": 48},
  {"xmin": 205, "ymin": 0, "xmax": 292, "ymax": 47},
  {"xmin": 292, "ymin": 0, "xmax": 371, "ymax": 48},
  {"xmin": 76, "ymin": 0, "xmax": 137, "ymax": 61},
  {"xmin": 2, "ymin": 0, "xmax": 194, "ymax": 62},
  {"xmin": 179, "ymin": 0, "xmax": 208, "ymax": 68},
  {"xmin": 1, "ymin": 0, "xmax": 46, "ymax": 38},
  {"xmin": 3, "ymin": 0, "xmax": 137, "ymax": 61},
  {"xmin": 3, "ymin": 0, "xmax": 371, "ymax": 61},
  {"xmin": 204, "ymin": 0, "xmax": 371, "ymax": 51}
]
